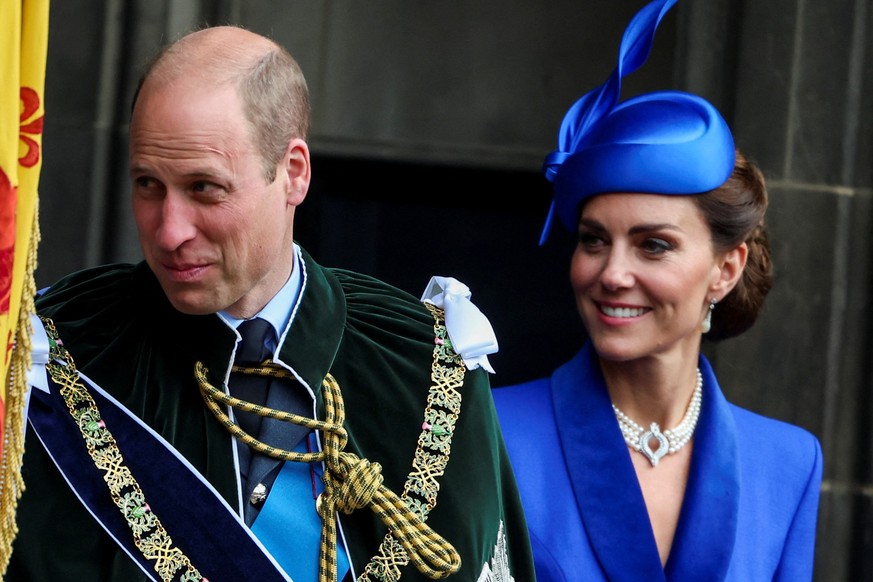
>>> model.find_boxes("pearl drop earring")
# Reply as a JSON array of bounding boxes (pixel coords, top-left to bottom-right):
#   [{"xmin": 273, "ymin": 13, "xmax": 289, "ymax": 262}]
[{"xmin": 702, "ymin": 298, "xmax": 716, "ymax": 333}]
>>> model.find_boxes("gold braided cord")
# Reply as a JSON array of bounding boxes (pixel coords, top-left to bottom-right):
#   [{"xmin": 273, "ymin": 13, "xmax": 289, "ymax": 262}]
[
  {"xmin": 196, "ymin": 363, "xmax": 462, "ymax": 582},
  {"xmin": 318, "ymin": 375, "xmax": 460, "ymax": 581},
  {"xmin": 0, "ymin": 205, "xmax": 39, "ymax": 574},
  {"xmin": 196, "ymin": 361, "xmax": 333, "ymax": 463},
  {"xmin": 40, "ymin": 317, "xmax": 203, "ymax": 582}
]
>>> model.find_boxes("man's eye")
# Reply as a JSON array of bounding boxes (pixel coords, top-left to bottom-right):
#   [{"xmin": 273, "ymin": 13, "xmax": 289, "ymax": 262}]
[
  {"xmin": 132, "ymin": 176, "xmax": 164, "ymax": 199},
  {"xmin": 190, "ymin": 181, "xmax": 226, "ymax": 199}
]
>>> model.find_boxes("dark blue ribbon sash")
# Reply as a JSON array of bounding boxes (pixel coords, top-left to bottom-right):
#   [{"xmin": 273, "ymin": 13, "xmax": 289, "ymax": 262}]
[{"xmin": 27, "ymin": 368, "xmax": 290, "ymax": 582}]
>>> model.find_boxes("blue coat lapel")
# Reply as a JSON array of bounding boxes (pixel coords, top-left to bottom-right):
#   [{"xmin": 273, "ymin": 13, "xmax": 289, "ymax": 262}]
[
  {"xmin": 552, "ymin": 344, "xmax": 665, "ymax": 582},
  {"xmin": 666, "ymin": 356, "xmax": 739, "ymax": 580},
  {"xmin": 551, "ymin": 344, "xmax": 740, "ymax": 581}
]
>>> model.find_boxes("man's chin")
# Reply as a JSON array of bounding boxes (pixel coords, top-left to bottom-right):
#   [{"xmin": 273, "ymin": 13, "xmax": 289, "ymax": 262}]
[
  {"xmin": 169, "ymin": 300, "xmax": 219, "ymax": 316},
  {"xmin": 161, "ymin": 287, "xmax": 223, "ymax": 316}
]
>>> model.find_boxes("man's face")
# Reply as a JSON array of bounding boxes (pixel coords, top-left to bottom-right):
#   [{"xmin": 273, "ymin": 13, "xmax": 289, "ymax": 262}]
[{"xmin": 129, "ymin": 78, "xmax": 300, "ymax": 318}]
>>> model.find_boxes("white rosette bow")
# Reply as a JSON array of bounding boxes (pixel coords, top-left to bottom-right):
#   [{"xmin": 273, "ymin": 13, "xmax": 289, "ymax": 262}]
[
  {"xmin": 21, "ymin": 313, "xmax": 52, "ymax": 439},
  {"xmin": 421, "ymin": 276, "xmax": 498, "ymax": 373}
]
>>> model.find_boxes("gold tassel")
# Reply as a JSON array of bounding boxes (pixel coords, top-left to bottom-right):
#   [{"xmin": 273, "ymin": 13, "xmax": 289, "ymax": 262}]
[{"xmin": 0, "ymin": 201, "xmax": 40, "ymax": 573}]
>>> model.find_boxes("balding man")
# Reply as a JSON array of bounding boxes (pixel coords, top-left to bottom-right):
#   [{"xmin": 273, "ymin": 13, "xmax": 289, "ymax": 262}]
[{"xmin": 9, "ymin": 26, "xmax": 534, "ymax": 582}]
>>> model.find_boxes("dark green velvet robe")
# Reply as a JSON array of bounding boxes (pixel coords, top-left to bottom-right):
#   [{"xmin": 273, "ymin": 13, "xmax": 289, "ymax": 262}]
[{"xmin": 9, "ymin": 248, "xmax": 534, "ymax": 581}]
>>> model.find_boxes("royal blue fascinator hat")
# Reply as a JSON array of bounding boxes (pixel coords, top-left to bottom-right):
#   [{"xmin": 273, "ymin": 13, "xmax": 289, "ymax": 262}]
[{"xmin": 539, "ymin": 0, "xmax": 736, "ymax": 243}]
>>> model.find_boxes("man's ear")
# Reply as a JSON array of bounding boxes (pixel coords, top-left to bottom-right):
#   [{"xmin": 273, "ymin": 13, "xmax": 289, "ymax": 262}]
[
  {"xmin": 283, "ymin": 137, "xmax": 310, "ymax": 207},
  {"xmin": 711, "ymin": 242, "xmax": 748, "ymax": 299}
]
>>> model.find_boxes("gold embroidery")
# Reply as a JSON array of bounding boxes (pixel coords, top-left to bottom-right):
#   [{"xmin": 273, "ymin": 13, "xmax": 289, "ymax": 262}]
[
  {"xmin": 40, "ymin": 317, "xmax": 203, "ymax": 582},
  {"xmin": 359, "ymin": 303, "xmax": 466, "ymax": 581}
]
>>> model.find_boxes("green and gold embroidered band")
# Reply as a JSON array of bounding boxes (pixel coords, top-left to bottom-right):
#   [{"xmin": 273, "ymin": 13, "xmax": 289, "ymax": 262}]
[
  {"xmin": 40, "ymin": 316, "xmax": 203, "ymax": 582},
  {"xmin": 359, "ymin": 303, "xmax": 466, "ymax": 582}
]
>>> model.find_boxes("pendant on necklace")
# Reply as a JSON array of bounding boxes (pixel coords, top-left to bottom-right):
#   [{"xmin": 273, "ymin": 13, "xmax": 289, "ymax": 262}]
[
  {"xmin": 639, "ymin": 423, "xmax": 668, "ymax": 466},
  {"xmin": 612, "ymin": 367, "xmax": 704, "ymax": 468}
]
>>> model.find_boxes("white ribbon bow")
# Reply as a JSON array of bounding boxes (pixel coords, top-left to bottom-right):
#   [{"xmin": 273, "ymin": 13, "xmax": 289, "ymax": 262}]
[
  {"xmin": 26, "ymin": 313, "xmax": 51, "ymax": 395},
  {"xmin": 18, "ymin": 313, "xmax": 51, "ymax": 442},
  {"xmin": 421, "ymin": 276, "xmax": 498, "ymax": 373}
]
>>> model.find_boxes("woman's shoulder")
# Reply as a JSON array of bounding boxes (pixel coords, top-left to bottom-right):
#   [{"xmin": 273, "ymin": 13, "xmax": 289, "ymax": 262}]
[
  {"xmin": 729, "ymin": 403, "xmax": 819, "ymax": 442},
  {"xmin": 728, "ymin": 403, "xmax": 823, "ymax": 476},
  {"xmin": 492, "ymin": 377, "xmax": 559, "ymax": 455},
  {"xmin": 492, "ymin": 377, "xmax": 552, "ymax": 416}
]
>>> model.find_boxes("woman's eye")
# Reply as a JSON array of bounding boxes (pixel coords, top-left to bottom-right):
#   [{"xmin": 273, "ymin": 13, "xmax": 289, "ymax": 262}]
[
  {"xmin": 641, "ymin": 238, "xmax": 673, "ymax": 254},
  {"xmin": 578, "ymin": 231, "xmax": 605, "ymax": 248}
]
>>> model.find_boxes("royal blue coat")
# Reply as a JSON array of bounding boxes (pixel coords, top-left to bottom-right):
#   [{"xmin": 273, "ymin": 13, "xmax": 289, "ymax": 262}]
[{"xmin": 493, "ymin": 342, "xmax": 823, "ymax": 581}]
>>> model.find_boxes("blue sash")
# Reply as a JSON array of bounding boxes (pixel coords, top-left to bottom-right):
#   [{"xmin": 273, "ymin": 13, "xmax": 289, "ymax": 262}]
[
  {"xmin": 252, "ymin": 436, "xmax": 351, "ymax": 581},
  {"xmin": 27, "ymin": 367, "xmax": 290, "ymax": 581}
]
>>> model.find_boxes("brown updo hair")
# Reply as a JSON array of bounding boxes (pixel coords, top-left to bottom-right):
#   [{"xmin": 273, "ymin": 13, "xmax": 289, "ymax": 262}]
[{"xmin": 693, "ymin": 149, "xmax": 773, "ymax": 340}]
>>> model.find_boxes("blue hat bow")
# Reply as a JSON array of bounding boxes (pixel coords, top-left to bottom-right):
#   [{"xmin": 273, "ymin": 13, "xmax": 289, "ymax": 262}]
[{"xmin": 540, "ymin": 0, "xmax": 735, "ymax": 243}]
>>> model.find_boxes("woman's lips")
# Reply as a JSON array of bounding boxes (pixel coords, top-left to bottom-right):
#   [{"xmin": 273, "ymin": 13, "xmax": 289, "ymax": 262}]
[{"xmin": 599, "ymin": 304, "xmax": 648, "ymax": 318}]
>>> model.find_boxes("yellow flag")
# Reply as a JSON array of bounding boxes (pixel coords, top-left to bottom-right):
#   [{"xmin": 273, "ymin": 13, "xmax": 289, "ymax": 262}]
[{"xmin": 0, "ymin": 0, "xmax": 49, "ymax": 573}]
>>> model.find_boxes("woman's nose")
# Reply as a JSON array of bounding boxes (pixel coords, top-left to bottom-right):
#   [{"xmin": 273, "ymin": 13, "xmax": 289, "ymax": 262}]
[{"xmin": 599, "ymin": 250, "xmax": 634, "ymax": 290}]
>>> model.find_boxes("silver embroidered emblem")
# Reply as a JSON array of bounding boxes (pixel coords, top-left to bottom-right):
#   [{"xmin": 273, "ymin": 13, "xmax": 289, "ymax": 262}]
[{"xmin": 477, "ymin": 521, "xmax": 514, "ymax": 582}]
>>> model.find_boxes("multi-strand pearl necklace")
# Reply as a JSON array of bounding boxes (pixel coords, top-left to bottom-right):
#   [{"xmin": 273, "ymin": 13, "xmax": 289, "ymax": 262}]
[{"xmin": 612, "ymin": 368, "xmax": 703, "ymax": 467}]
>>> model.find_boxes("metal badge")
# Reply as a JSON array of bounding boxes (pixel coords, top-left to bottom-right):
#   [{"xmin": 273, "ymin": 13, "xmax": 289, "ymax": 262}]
[{"xmin": 250, "ymin": 482, "xmax": 268, "ymax": 506}]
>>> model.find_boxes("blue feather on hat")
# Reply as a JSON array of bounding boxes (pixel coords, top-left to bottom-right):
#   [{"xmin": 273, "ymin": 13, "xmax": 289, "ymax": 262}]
[{"xmin": 539, "ymin": 0, "xmax": 735, "ymax": 243}]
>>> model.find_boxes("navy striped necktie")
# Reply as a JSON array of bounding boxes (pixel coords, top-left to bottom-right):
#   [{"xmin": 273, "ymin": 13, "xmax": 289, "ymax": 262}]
[{"xmin": 231, "ymin": 318, "xmax": 273, "ymax": 435}]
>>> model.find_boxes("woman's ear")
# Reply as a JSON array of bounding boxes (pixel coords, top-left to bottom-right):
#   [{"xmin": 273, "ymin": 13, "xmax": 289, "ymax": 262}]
[{"xmin": 711, "ymin": 242, "xmax": 748, "ymax": 299}]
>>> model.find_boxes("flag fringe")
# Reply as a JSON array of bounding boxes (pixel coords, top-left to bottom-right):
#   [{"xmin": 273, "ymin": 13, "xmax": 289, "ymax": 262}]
[{"xmin": 0, "ymin": 199, "xmax": 40, "ymax": 574}]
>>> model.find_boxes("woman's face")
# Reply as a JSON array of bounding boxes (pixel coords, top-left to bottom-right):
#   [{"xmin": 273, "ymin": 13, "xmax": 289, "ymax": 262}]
[{"xmin": 570, "ymin": 193, "xmax": 732, "ymax": 364}]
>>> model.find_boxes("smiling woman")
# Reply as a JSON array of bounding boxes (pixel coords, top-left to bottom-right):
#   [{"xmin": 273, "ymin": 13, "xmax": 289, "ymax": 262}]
[
  {"xmin": 492, "ymin": 0, "xmax": 823, "ymax": 580},
  {"xmin": 571, "ymin": 192, "xmax": 743, "ymax": 365}
]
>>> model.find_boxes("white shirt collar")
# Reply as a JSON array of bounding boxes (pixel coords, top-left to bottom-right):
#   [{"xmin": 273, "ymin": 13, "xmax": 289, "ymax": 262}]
[{"xmin": 219, "ymin": 244, "xmax": 303, "ymax": 346}]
